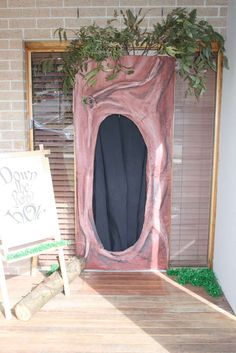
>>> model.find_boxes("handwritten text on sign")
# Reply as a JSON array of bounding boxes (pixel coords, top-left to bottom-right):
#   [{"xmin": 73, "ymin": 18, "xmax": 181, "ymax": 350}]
[
  {"xmin": 0, "ymin": 166, "xmax": 46, "ymax": 225},
  {"xmin": 0, "ymin": 153, "xmax": 59, "ymax": 248}
]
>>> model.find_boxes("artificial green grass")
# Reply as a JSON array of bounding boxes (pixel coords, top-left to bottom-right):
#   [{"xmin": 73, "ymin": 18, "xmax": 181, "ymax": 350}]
[
  {"xmin": 6, "ymin": 240, "xmax": 70, "ymax": 261},
  {"xmin": 46, "ymin": 263, "xmax": 60, "ymax": 276},
  {"xmin": 167, "ymin": 267, "xmax": 223, "ymax": 297}
]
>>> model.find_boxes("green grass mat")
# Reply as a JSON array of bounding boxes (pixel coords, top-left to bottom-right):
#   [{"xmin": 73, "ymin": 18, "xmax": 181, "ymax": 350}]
[
  {"xmin": 6, "ymin": 240, "xmax": 70, "ymax": 261},
  {"xmin": 167, "ymin": 267, "xmax": 223, "ymax": 297}
]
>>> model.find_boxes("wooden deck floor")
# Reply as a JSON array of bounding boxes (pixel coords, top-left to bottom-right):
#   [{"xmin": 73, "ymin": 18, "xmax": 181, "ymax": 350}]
[{"xmin": 0, "ymin": 271, "xmax": 236, "ymax": 353}]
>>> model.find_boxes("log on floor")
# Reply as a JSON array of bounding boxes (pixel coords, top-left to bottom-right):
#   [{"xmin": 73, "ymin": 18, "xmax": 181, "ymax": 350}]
[{"xmin": 14, "ymin": 256, "xmax": 85, "ymax": 321}]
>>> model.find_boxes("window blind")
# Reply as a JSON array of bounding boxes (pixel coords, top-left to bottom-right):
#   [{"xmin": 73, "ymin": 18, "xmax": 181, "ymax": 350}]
[
  {"xmin": 32, "ymin": 52, "xmax": 75, "ymax": 267},
  {"xmin": 170, "ymin": 71, "xmax": 215, "ymax": 266}
]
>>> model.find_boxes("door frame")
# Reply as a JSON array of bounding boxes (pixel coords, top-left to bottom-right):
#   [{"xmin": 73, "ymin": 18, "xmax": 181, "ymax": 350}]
[{"xmin": 25, "ymin": 40, "xmax": 223, "ymax": 268}]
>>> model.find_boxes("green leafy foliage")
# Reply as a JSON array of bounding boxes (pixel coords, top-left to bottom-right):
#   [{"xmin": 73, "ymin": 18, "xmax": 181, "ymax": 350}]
[
  {"xmin": 151, "ymin": 8, "xmax": 226, "ymax": 96},
  {"xmin": 46, "ymin": 7, "xmax": 227, "ymax": 97},
  {"xmin": 167, "ymin": 267, "xmax": 223, "ymax": 297}
]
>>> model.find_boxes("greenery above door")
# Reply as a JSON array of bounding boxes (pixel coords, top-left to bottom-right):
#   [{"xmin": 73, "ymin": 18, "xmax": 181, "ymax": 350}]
[{"xmin": 43, "ymin": 7, "xmax": 228, "ymax": 97}]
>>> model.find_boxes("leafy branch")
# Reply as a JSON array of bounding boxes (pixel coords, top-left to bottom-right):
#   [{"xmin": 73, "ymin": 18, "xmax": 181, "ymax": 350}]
[{"xmin": 42, "ymin": 7, "xmax": 228, "ymax": 97}]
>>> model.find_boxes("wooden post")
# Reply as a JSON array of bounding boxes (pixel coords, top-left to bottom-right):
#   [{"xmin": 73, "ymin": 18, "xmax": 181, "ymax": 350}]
[
  {"xmin": 58, "ymin": 248, "xmax": 70, "ymax": 296},
  {"xmin": 0, "ymin": 259, "xmax": 12, "ymax": 320},
  {"xmin": 208, "ymin": 52, "xmax": 224, "ymax": 268},
  {"xmin": 25, "ymin": 45, "xmax": 34, "ymax": 152}
]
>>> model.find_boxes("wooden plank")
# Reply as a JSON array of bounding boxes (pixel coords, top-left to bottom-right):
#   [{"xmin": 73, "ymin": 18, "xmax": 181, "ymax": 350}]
[
  {"xmin": 25, "ymin": 40, "xmax": 220, "ymax": 52},
  {"xmin": 25, "ymin": 46, "xmax": 33, "ymax": 151},
  {"xmin": 0, "ymin": 272, "xmax": 236, "ymax": 353}
]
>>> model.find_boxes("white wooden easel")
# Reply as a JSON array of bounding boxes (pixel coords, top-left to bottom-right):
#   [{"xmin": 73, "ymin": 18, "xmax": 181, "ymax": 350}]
[{"xmin": 0, "ymin": 147, "xmax": 70, "ymax": 319}]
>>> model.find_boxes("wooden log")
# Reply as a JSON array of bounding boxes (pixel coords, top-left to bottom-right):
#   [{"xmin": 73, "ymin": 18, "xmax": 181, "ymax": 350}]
[{"xmin": 14, "ymin": 256, "xmax": 85, "ymax": 321}]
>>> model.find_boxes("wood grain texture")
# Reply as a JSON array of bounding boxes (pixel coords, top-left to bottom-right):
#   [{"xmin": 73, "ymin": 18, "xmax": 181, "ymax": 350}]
[
  {"xmin": 0, "ymin": 272, "xmax": 235, "ymax": 353},
  {"xmin": 24, "ymin": 41, "xmax": 220, "ymax": 53},
  {"xmin": 208, "ymin": 52, "xmax": 224, "ymax": 268}
]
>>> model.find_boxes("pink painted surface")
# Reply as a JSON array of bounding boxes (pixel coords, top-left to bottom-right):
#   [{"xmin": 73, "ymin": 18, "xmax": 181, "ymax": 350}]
[{"xmin": 73, "ymin": 56, "xmax": 175, "ymax": 270}]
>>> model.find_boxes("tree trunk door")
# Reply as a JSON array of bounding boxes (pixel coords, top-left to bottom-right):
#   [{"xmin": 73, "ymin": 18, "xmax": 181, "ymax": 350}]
[{"xmin": 73, "ymin": 56, "xmax": 175, "ymax": 270}]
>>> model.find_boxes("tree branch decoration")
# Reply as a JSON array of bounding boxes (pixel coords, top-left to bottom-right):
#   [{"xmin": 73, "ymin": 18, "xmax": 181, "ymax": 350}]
[{"xmin": 43, "ymin": 7, "xmax": 228, "ymax": 97}]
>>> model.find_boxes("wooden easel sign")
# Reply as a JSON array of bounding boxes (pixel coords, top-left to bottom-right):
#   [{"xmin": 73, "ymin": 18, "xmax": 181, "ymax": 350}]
[{"xmin": 0, "ymin": 147, "xmax": 70, "ymax": 320}]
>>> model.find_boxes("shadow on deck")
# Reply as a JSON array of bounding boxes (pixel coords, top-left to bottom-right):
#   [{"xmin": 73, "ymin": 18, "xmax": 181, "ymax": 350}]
[{"xmin": 0, "ymin": 271, "xmax": 236, "ymax": 353}]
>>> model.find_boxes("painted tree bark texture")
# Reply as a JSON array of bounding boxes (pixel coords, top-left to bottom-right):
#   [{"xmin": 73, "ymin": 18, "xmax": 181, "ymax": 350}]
[{"xmin": 73, "ymin": 56, "xmax": 175, "ymax": 270}]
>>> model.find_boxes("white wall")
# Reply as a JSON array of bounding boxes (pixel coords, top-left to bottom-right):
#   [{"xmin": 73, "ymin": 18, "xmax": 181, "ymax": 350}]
[{"xmin": 214, "ymin": 0, "xmax": 236, "ymax": 314}]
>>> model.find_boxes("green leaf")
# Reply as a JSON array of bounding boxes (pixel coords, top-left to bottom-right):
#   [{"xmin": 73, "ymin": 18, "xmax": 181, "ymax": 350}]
[
  {"xmin": 189, "ymin": 9, "xmax": 197, "ymax": 22},
  {"xmin": 106, "ymin": 72, "xmax": 118, "ymax": 81},
  {"xmin": 41, "ymin": 59, "xmax": 54, "ymax": 74},
  {"xmin": 82, "ymin": 96, "xmax": 88, "ymax": 104},
  {"xmin": 126, "ymin": 69, "xmax": 135, "ymax": 75},
  {"xmin": 63, "ymin": 30, "xmax": 67, "ymax": 41},
  {"xmin": 87, "ymin": 77, "xmax": 97, "ymax": 87},
  {"xmin": 84, "ymin": 67, "xmax": 100, "ymax": 81},
  {"xmin": 165, "ymin": 46, "xmax": 179, "ymax": 57}
]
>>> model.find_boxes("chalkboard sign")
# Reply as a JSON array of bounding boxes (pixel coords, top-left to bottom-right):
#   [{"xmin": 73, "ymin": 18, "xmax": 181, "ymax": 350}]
[
  {"xmin": 0, "ymin": 148, "xmax": 70, "ymax": 320},
  {"xmin": 0, "ymin": 150, "xmax": 60, "ymax": 249}
]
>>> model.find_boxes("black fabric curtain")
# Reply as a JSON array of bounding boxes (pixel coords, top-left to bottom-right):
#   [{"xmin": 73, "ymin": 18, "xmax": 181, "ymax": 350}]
[{"xmin": 93, "ymin": 114, "xmax": 147, "ymax": 252}]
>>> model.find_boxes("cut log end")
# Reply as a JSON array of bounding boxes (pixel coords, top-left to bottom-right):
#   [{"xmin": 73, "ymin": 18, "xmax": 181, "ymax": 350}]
[{"xmin": 15, "ymin": 305, "xmax": 31, "ymax": 322}]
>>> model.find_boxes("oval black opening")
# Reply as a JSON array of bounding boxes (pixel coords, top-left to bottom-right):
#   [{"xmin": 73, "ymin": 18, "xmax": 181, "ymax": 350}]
[{"xmin": 93, "ymin": 114, "xmax": 147, "ymax": 252}]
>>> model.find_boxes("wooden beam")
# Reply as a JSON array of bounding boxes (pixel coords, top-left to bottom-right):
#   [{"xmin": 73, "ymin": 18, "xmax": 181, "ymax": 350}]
[
  {"xmin": 154, "ymin": 270, "xmax": 236, "ymax": 322},
  {"xmin": 208, "ymin": 51, "xmax": 224, "ymax": 268},
  {"xmin": 25, "ymin": 41, "xmax": 68, "ymax": 52},
  {"xmin": 25, "ymin": 40, "xmax": 220, "ymax": 53},
  {"xmin": 25, "ymin": 46, "xmax": 37, "ymax": 273},
  {"xmin": 25, "ymin": 46, "xmax": 34, "ymax": 151}
]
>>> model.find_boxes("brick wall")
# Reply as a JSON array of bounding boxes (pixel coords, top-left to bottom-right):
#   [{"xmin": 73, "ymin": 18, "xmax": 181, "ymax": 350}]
[{"xmin": 0, "ymin": 0, "xmax": 228, "ymax": 152}]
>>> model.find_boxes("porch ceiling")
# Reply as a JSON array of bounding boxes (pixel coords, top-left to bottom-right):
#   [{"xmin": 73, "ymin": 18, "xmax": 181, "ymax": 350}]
[{"xmin": 0, "ymin": 271, "xmax": 236, "ymax": 353}]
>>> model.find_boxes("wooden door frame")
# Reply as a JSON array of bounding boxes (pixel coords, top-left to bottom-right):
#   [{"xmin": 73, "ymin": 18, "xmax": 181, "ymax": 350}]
[
  {"xmin": 25, "ymin": 40, "xmax": 223, "ymax": 268},
  {"xmin": 208, "ymin": 52, "xmax": 224, "ymax": 268}
]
